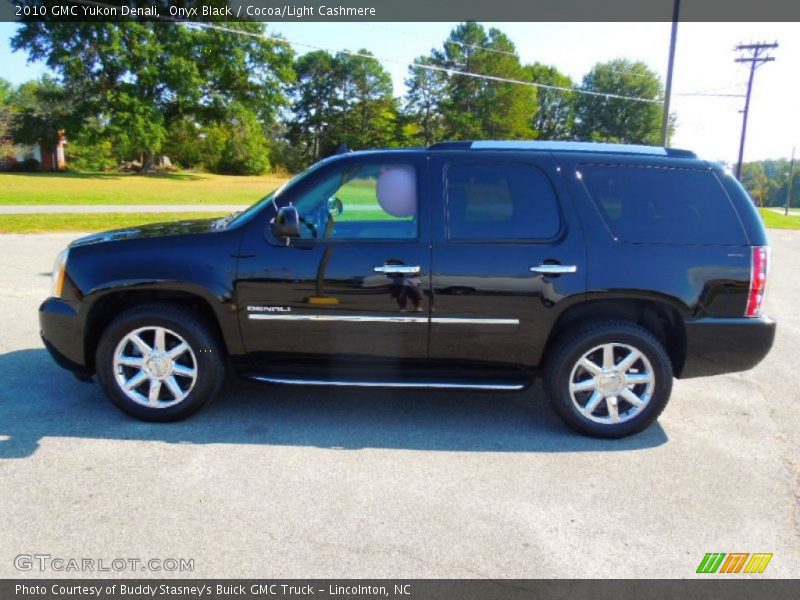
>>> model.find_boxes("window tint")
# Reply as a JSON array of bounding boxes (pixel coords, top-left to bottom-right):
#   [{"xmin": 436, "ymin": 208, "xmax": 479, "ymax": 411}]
[
  {"xmin": 446, "ymin": 162, "xmax": 561, "ymax": 240},
  {"xmin": 581, "ymin": 165, "xmax": 747, "ymax": 245},
  {"xmin": 292, "ymin": 163, "xmax": 418, "ymax": 240}
]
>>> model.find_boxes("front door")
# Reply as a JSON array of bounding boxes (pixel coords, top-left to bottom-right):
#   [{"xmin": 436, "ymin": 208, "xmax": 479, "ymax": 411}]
[
  {"xmin": 236, "ymin": 152, "xmax": 431, "ymax": 362},
  {"xmin": 428, "ymin": 151, "xmax": 586, "ymax": 368}
]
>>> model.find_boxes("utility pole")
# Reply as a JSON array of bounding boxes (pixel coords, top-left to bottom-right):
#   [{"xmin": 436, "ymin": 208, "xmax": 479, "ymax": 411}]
[
  {"xmin": 786, "ymin": 146, "xmax": 795, "ymax": 217},
  {"xmin": 661, "ymin": 0, "xmax": 680, "ymax": 146},
  {"xmin": 734, "ymin": 41, "xmax": 778, "ymax": 181}
]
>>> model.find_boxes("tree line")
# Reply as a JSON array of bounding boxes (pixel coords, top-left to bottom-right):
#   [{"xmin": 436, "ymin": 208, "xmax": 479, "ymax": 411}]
[
  {"xmin": 0, "ymin": 21, "xmax": 671, "ymax": 175},
  {"xmin": 741, "ymin": 159, "xmax": 798, "ymax": 208}
]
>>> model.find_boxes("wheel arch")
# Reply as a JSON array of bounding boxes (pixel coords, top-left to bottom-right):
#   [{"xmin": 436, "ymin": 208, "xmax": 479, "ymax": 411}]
[
  {"xmin": 83, "ymin": 287, "xmax": 235, "ymax": 373},
  {"xmin": 544, "ymin": 297, "xmax": 688, "ymax": 376}
]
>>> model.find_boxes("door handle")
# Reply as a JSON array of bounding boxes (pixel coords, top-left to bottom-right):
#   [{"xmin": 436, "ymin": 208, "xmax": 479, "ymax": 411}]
[
  {"xmin": 374, "ymin": 264, "xmax": 421, "ymax": 274},
  {"xmin": 530, "ymin": 264, "xmax": 577, "ymax": 275}
]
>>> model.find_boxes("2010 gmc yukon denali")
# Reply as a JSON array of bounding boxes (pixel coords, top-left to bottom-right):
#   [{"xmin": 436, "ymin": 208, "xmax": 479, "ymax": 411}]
[{"xmin": 39, "ymin": 141, "xmax": 776, "ymax": 438}]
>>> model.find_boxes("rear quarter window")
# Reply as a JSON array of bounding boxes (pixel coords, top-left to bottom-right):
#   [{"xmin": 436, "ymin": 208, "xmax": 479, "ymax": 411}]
[{"xmin": 580, "ymin": 164, "xmax": 747, "ymax": 245}]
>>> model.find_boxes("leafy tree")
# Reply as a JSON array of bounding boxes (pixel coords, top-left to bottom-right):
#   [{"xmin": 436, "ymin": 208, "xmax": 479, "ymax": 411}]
[
  {"xmin": 404, "ymin": 56, "xmax": 446, "ymax": 145},
  {"xmin": 287, "ymin": 50, "xmax": 341, "ymax": 164},
  {"xmin": 214, "ymin": 104, "xmax": 271, "ymax": 175},
  {"xmin": 740, "ymin": 159, "xmax": 800, "ymax": 208},
  {"xmin": 0, "ymin": 78, "xmax": 12, "ymax": 106},
  {"xmin": 287, "ymin": 49, "xmax": 397, "ymax": 166},
  {"xmin": 0, "ymin": 77, "xmax": 14, "ymax": 158},
  {"xmin": 741, "ymin": 162, "xmax": 770, "ymax": 207},
  {"xmin": 524, "ymin": 63, "xmax": 576, "ymax": 140},
  {"xmin": 334, "ymin": 50, "xmax": 397, "ymax": 150},
  {"xmin": 12, "ymin": 20, "xmax": 293, "ymax": 171},
  {"xmin": 161, "ymin": 120, "xmax": 204, "ymax": 170},
  {"xmin": 575, "ymin": 59, "xmax": 667, "ymax": 145},
  {"xmin": 12, "ymin": 76, "xmax": 76, "ymax": 147},
  {"xmin": 432, "ymin": 22, "xmax": 536, "ymax": 140},
  {"xmin": 65, "ymin": 116, "xmax": 117, "ymax": 171}
]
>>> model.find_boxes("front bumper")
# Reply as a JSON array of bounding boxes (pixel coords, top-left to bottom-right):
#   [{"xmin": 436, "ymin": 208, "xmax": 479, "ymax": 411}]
[
  {"xmin": 39, "ymin": 297, "xmax": 91, "ymax": 375},
  {"xmin": 679, "ymin": 315, "xmax": 776, "ymax": 378}
]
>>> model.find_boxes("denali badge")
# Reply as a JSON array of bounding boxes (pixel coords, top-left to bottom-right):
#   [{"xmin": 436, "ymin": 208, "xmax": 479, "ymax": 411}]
[{"xmin": 247, "ymin": 306, "xmax": 292, "ymax": 312}]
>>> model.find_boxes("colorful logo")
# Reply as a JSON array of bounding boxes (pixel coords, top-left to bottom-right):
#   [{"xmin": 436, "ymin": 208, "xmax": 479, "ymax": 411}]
[{"xmin": 696, "ymin": 552, "xmax": 773, "ymax": 574}]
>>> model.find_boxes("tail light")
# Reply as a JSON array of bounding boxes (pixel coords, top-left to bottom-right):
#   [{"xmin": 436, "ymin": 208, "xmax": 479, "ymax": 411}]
[{"xmin": 745, "ymin": 246, "xmax": 769, "ymax": 317}]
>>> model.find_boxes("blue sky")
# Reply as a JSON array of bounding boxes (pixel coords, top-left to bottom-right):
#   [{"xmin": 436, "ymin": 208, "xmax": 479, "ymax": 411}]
[{"xmin": 1, "ymin": 21, "xmax": 798, "ymax": 163}]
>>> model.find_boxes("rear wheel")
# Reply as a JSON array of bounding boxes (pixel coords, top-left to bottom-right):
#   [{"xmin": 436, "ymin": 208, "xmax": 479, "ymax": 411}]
[
  {"xmin": 544, "ymin": 320, "xmax": 673, "ymax": 438},
  {"xmin": 95, "ymin": 303, "xmax": 225, "ymax": 421}
]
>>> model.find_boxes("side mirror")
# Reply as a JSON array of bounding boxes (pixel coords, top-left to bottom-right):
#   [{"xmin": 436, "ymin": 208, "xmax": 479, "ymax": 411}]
[
  {"xmin": 327, "ymin": 196, "xmax": 344, "ymax": 216},
  {"xmin": 271, "ymin": 206, "xmax": 301, "ymax": 239}
]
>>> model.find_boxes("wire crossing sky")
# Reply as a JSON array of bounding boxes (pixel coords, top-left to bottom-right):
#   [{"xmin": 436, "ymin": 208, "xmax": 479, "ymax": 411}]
[{"xmin": 0, "ymin": 20, "xmax": 797, "ymax": 163}]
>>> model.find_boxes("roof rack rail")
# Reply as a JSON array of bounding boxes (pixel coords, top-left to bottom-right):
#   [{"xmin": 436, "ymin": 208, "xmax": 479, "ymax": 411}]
[
  {"xmin": 427, "ymin": 141, "xmax": 472, "ymax": 151},
  {"xmin": 428, "ymin": 140, "xmax": 696, "ymax": 158}
]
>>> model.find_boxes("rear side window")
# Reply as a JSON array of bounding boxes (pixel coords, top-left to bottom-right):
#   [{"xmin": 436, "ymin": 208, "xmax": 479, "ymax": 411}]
[
  {"xmin": 446, "ymin": 162, "xmax": 561, "ymax": 241},
  {"xmin": 580, "ymin": 165, "xmax": 747, "ymax": 245}
]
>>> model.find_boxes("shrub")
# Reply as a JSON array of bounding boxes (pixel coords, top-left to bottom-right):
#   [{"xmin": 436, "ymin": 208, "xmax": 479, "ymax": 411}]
[
  {"xmin": 66, "ymin": 138, "xmax": 116, "ymax": 172},
  {"xmin": 200, "ymin": 108, "xmax": 271, "ymax": 175},
  {"xmin": 162, "ymin": 121, "xmax": 203, "ymax": 170},
  {"xmin": 10, "ymin": 157, "xmax": 40, "ymax": 172}
]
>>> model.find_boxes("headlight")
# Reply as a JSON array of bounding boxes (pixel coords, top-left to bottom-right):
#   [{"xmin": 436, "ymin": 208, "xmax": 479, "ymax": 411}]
[{"xmin": 51, "ymin": 248, "xmax": 69, "ymax": 298}]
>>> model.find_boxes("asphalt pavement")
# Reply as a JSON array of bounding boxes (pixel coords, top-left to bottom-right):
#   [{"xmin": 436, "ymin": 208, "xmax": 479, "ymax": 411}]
[{"xmin": 0, "ymin": 231, "xmax": 798, "ymax": 578}]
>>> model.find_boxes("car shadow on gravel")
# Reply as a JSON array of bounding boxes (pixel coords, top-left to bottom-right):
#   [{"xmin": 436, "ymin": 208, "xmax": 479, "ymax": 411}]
[{"xmin": 0, "ymin": 348, "xmax": 667, "ymax": 459}]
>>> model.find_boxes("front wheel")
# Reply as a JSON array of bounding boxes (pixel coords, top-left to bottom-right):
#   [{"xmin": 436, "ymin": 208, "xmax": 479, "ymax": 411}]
[
  {"xmin": 95, "ymin": 303, "xmax": 225, "ymax": 422},
  {"xmin": 544, "ymin": 320, "xmax": 673, "ymax": 438}
]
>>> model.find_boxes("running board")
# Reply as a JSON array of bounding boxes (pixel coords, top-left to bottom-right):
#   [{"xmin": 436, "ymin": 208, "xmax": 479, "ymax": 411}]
[{"xmin": 245, "ymin": 374, "xmax": 526, "ymax": 391}]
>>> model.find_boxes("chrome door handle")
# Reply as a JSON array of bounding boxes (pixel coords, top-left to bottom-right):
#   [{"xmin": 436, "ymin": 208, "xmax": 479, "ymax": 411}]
[
  {"xmin": 374, "ymin": 264, "xmax": 421, "ymax": 274},
  {"xmin": 530, "ymin": 264, "xmax": 577, "ymax": 275}
]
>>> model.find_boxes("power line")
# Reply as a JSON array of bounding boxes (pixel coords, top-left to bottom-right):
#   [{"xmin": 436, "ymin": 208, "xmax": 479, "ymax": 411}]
[
  {"xmin": 372, "ymin": 23, "xmax": 666, "ymax": 83},
  {"xmin": 674, "ymin": 92, "xmax": 746, "ymax": 98},
  {"xmin": 681, "ymin": 82, "xmax": 745, "ymax": 94},
  {"xmin": 734, "ymin": 41, "xmax": 778, "ymax": 180},
  {"xmin": 368, "ymin": 24, "xmax": 518, "ymax": 58},
  {"xmin": 59, "ymin": 2, "xmax": 673, "ymax": 107},
  {"xmin": 184, "ymin": 21, "xmax": 663, "ymax": 104}
]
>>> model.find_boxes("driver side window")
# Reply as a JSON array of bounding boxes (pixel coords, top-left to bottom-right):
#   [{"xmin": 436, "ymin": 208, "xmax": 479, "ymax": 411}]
[{"xmin": 292, "ymin": 162, "xmax": 418, "ymax": 240}]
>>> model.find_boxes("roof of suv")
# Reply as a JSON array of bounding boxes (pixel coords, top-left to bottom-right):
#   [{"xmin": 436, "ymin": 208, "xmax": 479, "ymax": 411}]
[{"xmin": 428, "ymin": 140, "xmax": 697, "ymax": 159}]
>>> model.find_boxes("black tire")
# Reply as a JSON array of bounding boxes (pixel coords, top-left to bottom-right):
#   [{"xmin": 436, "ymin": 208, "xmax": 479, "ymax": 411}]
[
  {"xmin": 543, "ymin": 320, "xmax": 673, "ymax": 438},
  {"xmin": 95, "ymin": 303, "xmax": 225, "ymax": 422}
]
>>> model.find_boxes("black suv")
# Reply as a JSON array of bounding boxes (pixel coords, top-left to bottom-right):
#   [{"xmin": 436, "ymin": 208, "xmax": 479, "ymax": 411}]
[{"xmin": 40, "ymin": 141, "xmax": 775, "ymax": 437}]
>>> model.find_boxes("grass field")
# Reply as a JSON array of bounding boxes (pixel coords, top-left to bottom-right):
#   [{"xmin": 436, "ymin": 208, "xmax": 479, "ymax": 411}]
[
  {"xmin": 758, "ymin": 208, "xmax": 800, "ymax": 230},
  {"xmin": 0, "ymin": 171, "xmax": 290, "ymax": 205},
  {"xmin": 2, "ymin": 171, "xmax": 798, "ymax": 234},
  {"xmin": 0, "ymin": 212, "xmax": 229, "ymax": 234}
]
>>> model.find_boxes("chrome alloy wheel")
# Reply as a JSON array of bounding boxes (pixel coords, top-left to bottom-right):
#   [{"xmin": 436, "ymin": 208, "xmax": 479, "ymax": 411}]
[
  {"xmin": 112, "ymin": 326, "xmax": 198, "ymax": 409},
  {"xmin": 568, "ymin": 343, "xmax": 655, "ymax": 424}
]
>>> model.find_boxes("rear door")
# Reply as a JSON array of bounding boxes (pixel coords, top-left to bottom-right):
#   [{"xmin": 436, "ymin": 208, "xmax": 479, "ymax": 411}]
[
  {"xmin": 428, "ymin": 151, "xmax": 586, "ymax": 367},
  {"xmin": 235, "ymin": 152, "xmax": 432, "ymax": 360}
]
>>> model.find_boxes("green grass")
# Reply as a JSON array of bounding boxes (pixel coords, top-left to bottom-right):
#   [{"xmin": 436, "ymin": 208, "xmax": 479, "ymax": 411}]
[
  {"xmin": 0, "ymin": 212, "xmax": 228, "ymax": 234},
  {"xmin": 0, "ymin": 171, "xmax": 291, "ymax": 205},
  {"xmin": 336, "ymin": 178, "xmax": 412, "ymax": 222},
  {"xmin": 759, "ymin": 208, "xmax": 800, "ymax": 230}
]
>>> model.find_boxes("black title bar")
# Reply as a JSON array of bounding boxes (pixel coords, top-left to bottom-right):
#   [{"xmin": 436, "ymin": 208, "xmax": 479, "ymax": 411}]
[{"xmin": 3, "ymin": 0, "xmax": 800, "ymax": 22}]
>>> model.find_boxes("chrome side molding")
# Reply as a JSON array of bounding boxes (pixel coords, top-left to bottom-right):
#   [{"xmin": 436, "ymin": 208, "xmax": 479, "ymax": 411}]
[
  {"xmin": 248, "ymin": 314, "xmax": 519, "ymax": 325},
  {"xmin": 249, "ymin": 314, "xmax": 427, "ymax": 323},
  {"xmin": 431, "ymin": 317, "xmax": 519, "ymax": 325},
  {"xmin": 246, "ymin": 375, "xmax": 526, "ymax": 390}
]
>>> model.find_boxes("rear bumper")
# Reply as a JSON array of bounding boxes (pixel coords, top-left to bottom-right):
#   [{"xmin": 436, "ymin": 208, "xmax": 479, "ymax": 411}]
[
  {"xmin": 39, "ymin": 297, "xmax": 91, "ymax": 375},
  {"xmin": 679, "ymin": 315, "xmax": 776, "ymax": 378}
]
